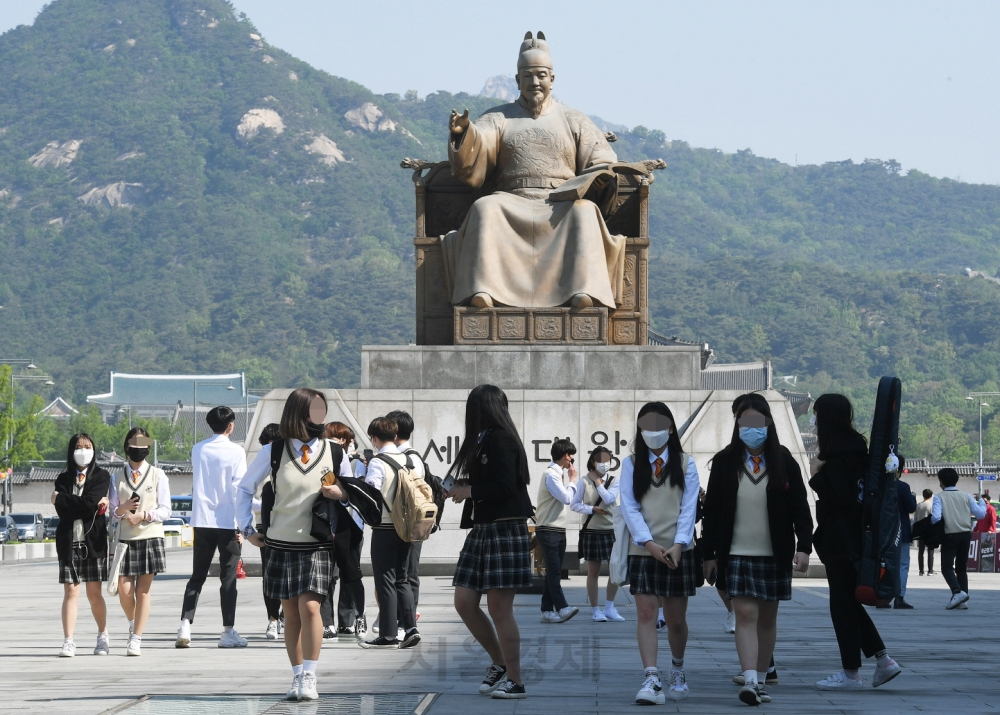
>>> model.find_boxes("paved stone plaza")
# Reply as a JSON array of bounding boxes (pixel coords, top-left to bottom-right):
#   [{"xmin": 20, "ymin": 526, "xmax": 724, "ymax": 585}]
[{"xmin": 1, "ymin": 548, "xmax": 997, "ymax": 714}]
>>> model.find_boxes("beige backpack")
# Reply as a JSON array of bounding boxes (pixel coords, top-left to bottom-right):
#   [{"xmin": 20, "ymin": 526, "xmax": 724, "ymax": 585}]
[{"xmin": 375, "ymin": 453, "xmax": 438, "ymax": 542}]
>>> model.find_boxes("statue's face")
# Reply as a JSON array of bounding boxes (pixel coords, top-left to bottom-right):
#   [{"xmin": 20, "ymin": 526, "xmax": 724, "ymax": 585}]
[{"xmin": 516, "ymin": 66, "xmax": 554, "ymax": 106}]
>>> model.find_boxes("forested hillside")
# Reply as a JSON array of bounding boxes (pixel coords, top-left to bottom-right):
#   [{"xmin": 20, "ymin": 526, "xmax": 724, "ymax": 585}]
[{"xmin": 1, "ymin": 0, "xmax": 999, "ymax": 461}]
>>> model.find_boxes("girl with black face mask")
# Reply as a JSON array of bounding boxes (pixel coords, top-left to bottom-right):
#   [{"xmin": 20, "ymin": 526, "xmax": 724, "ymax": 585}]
[{"xmin": 108, "ymin": 427, "xmax": 171, "ymax": 657}]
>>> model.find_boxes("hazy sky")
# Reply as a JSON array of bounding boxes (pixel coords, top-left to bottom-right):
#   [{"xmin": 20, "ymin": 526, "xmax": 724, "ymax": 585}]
[{"xmin": 3, "ymin": 0, "xmax": 998, "ymax": 184}]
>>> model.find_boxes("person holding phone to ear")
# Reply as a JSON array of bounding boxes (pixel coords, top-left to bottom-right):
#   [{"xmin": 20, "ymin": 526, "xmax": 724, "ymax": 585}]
[
  {"xmin": 619, "ymin": 402, "xmax": 701, "ymax": 705},
  {"xmin": 109, "ymin": 427, "xmax": 171, "ymax": 657},
  {"xmin": 701, "ymin": 393, "xmax": 813, "ymax": 706}
]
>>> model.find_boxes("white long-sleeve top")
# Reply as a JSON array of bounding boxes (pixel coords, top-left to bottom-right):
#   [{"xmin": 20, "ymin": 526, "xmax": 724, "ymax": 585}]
[
  {"xmin": 931, "ymin": 486, "xmax": 988, "ymax": 523},
  {"xmin": 190, "ymin": 433, "xmax": 247, "ymax": 530},
  {"xmin": 570, "ymin": 473, "xmax": 620, "ymax": 515},
  {"xmin": 619, "ymin": 448, "xmax": 700, "ymax": 548},
  {"xmin": 545, "ymin": 463, "xmax": 576, "ymax": 505},
  {"xmin": 108, "ymin": 462, "xmax": 172, "ymax": 524},
  {"xmin": 236, "ymin": 438, "xmax": 351, "ymax": 534}
]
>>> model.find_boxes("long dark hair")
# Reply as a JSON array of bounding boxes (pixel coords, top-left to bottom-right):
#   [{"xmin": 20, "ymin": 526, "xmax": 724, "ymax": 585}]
[
  {"xmin": 631, "ymin": 402, "xmax": 685, "ymax": 502},
  {"xmin": 814, "ymin": 393, "xmax": 867, "ymax": 459},
  {"xmin": 280, "ymin": 388, "xmax": 327, "ymax": 441},
  {"xmin": 452, "ymin": 384, "xmax": 530, "ymax": 485},
  {"xmin": 718, "ymin": 392, "xmax": 787, "ymax": 489},
  {"xmin": 66, "ymin": 433, "xmax": 96, "ymax": 474}
]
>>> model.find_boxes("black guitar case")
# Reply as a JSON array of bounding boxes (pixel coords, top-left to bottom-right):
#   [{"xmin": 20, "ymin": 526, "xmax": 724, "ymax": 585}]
[{"xmin": 855, "ymin": 376, "xmax": 903, "ymax": 606}]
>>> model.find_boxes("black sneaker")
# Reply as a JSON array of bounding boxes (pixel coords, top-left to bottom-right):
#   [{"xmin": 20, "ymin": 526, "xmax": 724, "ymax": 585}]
[
  {"xmin": 738, "ymin": 683, "xmax": 761, "ymax": 706},
  {"xmin": 491, "ymin": 680, "xmax": 527, "ymax": 699},
  {"xmin": 359, "ymin": 636, "xmax": 398, "ymax": 649},
  {"xmin": 755, "ymin": 684, "xmax": 771, "ymax": 703},
  {"xmin": 893, "ymin": 597, "xmax": 914, "ymax": 610},
  {"xmin": 322, "ymin": 626, "xmax": 336, "ymax": 639},
  {"xmin": 766, "ymin": 668, "xmax": 778, "ymax": 685},
  {"xmin": 399, "ymin": 628, "xmax": 421, "ymax": 649},
  {"xmin": 336, "ymin": 626, "xmax": 354, "ymax": 638},
  {"xmin": 478, "ymin": 664, "xmax": 508, "ymax": 694}
]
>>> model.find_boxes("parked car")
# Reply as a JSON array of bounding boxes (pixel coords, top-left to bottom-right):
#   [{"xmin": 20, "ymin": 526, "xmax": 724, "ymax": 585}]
[
  {"xmin": 162, "ymin": 518, "xmax": 186, "ymax": 536},
  {"xmin": 10, "ymin": 512, "xmax": 44, "ymax": 541},
  {"xmin": 0, "ymin": 515, "xmax": 18, "ymax": 543},
  {"xmin": 43, "ymin": 516, "xmax": 60, "ymax": 540}
]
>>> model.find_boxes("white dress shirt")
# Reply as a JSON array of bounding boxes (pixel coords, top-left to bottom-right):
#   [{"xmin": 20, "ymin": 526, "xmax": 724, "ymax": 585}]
[
  {"xmin": 545, "ymin": 462, "xmax": 577, "ymax": 505},
  {"xmin": 364, "ymin": 442, "xmax": 403, "ymax": 491},
  {"xmin": 931, "ymin": 486, "xmax": 988, "ymax": 523},
  {"xmin": 619, "ymin": 448, "xmax": 700, "ymax": 548},
  {"xmin": 396, "ymin": 440, "xmax": 426, "ymax": 479},
  {"xmin": 570, "ymin": 473, "xmax": 620, "ymax": 515},
  {"xmin": 236, "ymin": 437, "xmax": 351, "ymax": 533},
  {"xmin": 109, "ymin": 462, "xmax": 172, "ymax": 523},
  {"xmin": 190, "ymin": 433, "xmax": 247, "ymax": 530}
]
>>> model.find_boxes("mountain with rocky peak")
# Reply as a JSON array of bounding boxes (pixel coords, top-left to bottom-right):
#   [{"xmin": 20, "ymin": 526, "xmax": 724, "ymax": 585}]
[{"xmin": 1, "ymin": 0, "xmax": 1000, "ymax": 459}]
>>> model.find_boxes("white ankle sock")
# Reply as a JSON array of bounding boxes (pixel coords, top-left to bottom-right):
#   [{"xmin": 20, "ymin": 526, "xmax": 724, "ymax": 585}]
[
  {"xmin": 592, "ymin": 606, "xmax": 602, "ymax": 615},
  {"xmin": 876, "ymin": 654, "xmax": 891, "ymax": 668},
  {"xmin": 292, "ymin": 664, "xmax": 303, "ymax": 676},
  {"xmin": 180, "ymin": 618, "xmax": 190, "ymax": 627},
  {"xmin": 605, "ymin": 600, "xmax": 615, "ymax": 611},
  {"xmin": 223, "ymin": 626, "xmax": 235, "ymax": 635},
  {"xmin": 658, "ymin": 608, "xmax": 664, "ymax": 620},
  {"xmin": 303, "ymin": 659, "xmax": 318, "ymax": 674},
  {"xmin": 756, "ymin": 671, "xmax": 768, "ymax": 683},
  {"xmin": 743, "ymin": 670, "xmax": 757, "ymax": 686},
  {"xmin": 644, "ymin": 666, "xmax": 659, "ymax": 680}
]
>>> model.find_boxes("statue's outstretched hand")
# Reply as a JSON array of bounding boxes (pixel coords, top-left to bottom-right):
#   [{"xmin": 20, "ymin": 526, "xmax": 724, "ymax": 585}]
[{"xmin": 449, "ymin": 109, "xmax": 470, "ymax": 135}]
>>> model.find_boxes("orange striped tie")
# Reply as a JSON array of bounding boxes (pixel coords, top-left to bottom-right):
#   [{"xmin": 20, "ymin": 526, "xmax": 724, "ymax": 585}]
[
  {"xmin": 653, "ymin": 457, "xmax": 664, "ymax": 478},
  {"xmin": 131, "ymin": 470, "xmax": 141, "ymax": 484},
  {"xmin": 301, "ymin": 444, "xmax": 310, "ymax": 464},
  {"xmin": 751, "ymin": 457, "xmax": 762, "ymax": 474}
]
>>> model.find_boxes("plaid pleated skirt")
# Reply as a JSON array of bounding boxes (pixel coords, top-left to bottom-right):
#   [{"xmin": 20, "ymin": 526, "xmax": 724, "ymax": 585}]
[
  {"xmin": 579, "ymin": 530, "xmax": 615, "ymax": 562},
  {"xmin": 725, "ymin": 555, "xmax": 792, "ymax": 601},
  {"xmin": 453, "ymin": 519, "xmax": 532, "ymax": 593},
  {"xmin": 119, "ymin": 538, "xmax": 166, "ymax": 577},
  {"xmin": 628, "ymin": 549, "xmax": 699, "ymax": 598},
  {"xmin": 59, "ymin": 544, "xmax": 108, "ymax": 584},
  {"xmin": 264, "ymin": 546, "xmax": 334, "ymax": 601}
]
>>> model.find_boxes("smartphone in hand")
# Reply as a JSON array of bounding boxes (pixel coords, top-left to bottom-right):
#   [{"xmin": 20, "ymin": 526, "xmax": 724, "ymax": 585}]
[
  {"xmin": 442, "ymin": 475, "xmax": 456, "ymax": 491},
  {"xmin": 363, "ymin": 449, "xmax": 374, "ymax": 463}
]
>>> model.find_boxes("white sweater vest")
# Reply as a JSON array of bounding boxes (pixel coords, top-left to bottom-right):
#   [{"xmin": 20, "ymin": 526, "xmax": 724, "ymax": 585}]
[{"xmin": 115, "ymin": 464, "xmax": 165, "ymax": 541}]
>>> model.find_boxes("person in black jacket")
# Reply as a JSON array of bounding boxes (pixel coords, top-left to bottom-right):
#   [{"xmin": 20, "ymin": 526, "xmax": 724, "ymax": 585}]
[
  {"xmin": 809, "ymin": 394, "xmax": 901, "ymax": 691},
  {"xmin": 702, "ymin": 393, "xmax": 812, "ymax": 706},
  {"xmin": 447, "ymin": 384, "xmax": 534, "ymax": 701},
  {"xmin": 51, "ymin": 433, "xmax": 112, "ymax": 657}
]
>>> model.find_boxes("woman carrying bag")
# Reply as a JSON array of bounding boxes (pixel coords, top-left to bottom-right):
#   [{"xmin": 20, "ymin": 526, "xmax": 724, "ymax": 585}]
[
  {"xmin": 571, "ymin": 446, "xmax": 625, "ymax": 622},
  {"xmin": 108, "ymin": 427, "xmax": 171, "ymax": 657},
  {"xmin": 52, "ymin": 433, "xmax": 112, "ymax": 657},
  {"xmin": 701, "ymin": 393, "xmax": 813, "ymax": 706},
  {"xmin": 809, "ymin": 394, "xmax": 901, "ymax": 691}
]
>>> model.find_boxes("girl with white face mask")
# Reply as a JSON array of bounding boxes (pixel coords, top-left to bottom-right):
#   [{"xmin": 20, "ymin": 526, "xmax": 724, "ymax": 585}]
[
  {"xmin": 570, "ymin": 447, "xmax": 624, "ymax": 622},
  {"xmin": 619, "ymin": 402, "xmax": 701, "ymax": 705},
  {"xmin": 701, "ymin": 393, "xmax": 813, "ymax": 706},
  {"xmin": 51, "ymin": 433, "xmax": 112, "ymax": 657}
]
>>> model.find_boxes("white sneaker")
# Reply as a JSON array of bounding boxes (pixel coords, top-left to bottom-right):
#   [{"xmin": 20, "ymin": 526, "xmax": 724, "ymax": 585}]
[
  {"xmin": 667, "ymin": 669, "xmax": 689, "ymax": 701},
  {"xmin": 592, "ymin": 610, "xmax": 608, "ymax": 622},
  {"xmin": 724, "ymin": 611, "xmax": 736, "ymax": 634},
  {"xmin": 219, "ymin": 629, "xmax": 248, "ymax": 648},
  {"xmin": 815, "ymin": 670, "xmax": 862, "ymax": 690},
  {"xmin": 176, "ymin": 621, "xmax": 191, "ymax": 648},
  {"xmin": 126, "ymin": 635, "xmax": 141, "ymax": 657},
  {"xmin": 873, "ymin": 659, "xmax": 901, "ymax": 688},
  {"xmin": 554, "ymin": 606, "xmax": 579, "ymax": 623},
  {"xmin": 946, "ymin": 591, "xmax": 969, "ymax": 610},
  {"xmin": 128, "ymin": 620, "xmax": 134, "ymax": 638},
  {"xmin": 956, "ymin": 602, "xmax": 969, "ymax": 609},
  {"xmin": 94, "ymin": 632, "xmax": 110, "ymax": 656},
  {"xmin": 371, "ymin": 614, "xmax": 379, "ymax": 633},
  {"xmin": 286, "ymin": 673, "xmax": 301, "ymax": 701},
  {"xmin": 540, "ymin": 610, "xmax": 558, "ymax": 623},
  {"xmin": 299, "ymin": 671, "xmax": 319, "ymax": 701},
  {"xmin": 635, "ymin": 674, "xmax": 665, "ymax": 705},
  {"xmin": 265, "ymin": 620, "xmax": 279, "ymax": 640},
  {"xmin": 277, "ymin": 618, "xmax": 284, "ymax": 635},
  {"xmin": 604, "ymin": 605, "xmax": 626, "ymax": 622},
  {"xmin": 59, "ymin": 638, "xmax": 76, "ymax": 658}
]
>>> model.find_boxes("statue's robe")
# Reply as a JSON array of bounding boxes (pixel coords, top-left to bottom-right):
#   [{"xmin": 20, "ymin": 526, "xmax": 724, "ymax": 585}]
[{"xmin": 441, "ymin": 97, "xmax": 625, "ymax": 309}]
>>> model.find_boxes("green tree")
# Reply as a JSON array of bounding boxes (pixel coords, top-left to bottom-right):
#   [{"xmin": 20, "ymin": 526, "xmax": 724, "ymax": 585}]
[{"xmin": 0, "ymin": 366, "xmax": 44, "ymax": 469}]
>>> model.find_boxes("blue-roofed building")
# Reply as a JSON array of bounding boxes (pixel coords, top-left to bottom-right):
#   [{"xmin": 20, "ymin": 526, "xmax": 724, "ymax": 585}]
[{"xmin": 87, "ymin": 372, "xmax": 262, "ymax": 440}]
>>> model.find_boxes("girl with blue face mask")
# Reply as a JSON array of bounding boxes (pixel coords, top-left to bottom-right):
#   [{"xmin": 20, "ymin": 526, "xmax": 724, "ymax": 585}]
[{"xmin": 701, "ymin": 393, "xmax": 813, "ymax": 707}]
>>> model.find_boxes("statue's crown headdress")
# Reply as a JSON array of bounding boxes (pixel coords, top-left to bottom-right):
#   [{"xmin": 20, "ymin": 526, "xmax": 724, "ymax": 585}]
[{"xmin": 518, "ymin": 31, "xmax": 552, "ymax": 70}]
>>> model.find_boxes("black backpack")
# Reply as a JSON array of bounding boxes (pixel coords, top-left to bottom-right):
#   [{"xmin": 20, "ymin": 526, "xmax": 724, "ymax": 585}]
[{"xmin": 855, "ymin": 376, "xmax": 903, "ymax": 606}]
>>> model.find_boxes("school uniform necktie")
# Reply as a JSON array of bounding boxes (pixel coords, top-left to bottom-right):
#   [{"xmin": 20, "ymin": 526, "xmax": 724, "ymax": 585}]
[
  {"xmin": 301, "ymin": 444, "xmax": 310, "ymax": 464},
  {"xmin": 131, "ymin": 470, "xmax": 141, "ymax": 485},
  {"xmin": 77, "ymin": 472, "xmax": 86, "ymax": 485},
  {"xmin": 653, "ymin": 457, "xmax": 664, "ymax": 478},
  {"xmin": 751, "ymin": 457, "xmax": 762, "ymax": 474}
]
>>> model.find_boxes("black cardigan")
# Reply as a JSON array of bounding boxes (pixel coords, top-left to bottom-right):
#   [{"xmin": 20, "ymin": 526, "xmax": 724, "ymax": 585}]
[
  {"xmin": 53, "ymin": 466, "xmax": 111, "ymax": 563},
  {"xmin": 701, "ymin": 446, "xmax": 813, "ymax": 573},
  {"xmin": 809, "ymin": 436, "xmax": 868, "ymax": 564},
  {"xmin": 460, "ymin": 428, "xmax": 534, "ymax": 528}
]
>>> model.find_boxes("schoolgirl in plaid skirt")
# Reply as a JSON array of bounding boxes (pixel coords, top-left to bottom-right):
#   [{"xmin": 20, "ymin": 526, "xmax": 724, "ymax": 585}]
[
  {"xmin": 701, "ymin": 393, "xmax": 814, "ymax": 706},
  {"xmin": 570, "ymin": 447, "xmax": 626, "ymax": 622},
  {"xmin": 53, "ymin": 433, "xmax": 112, "ymax": 657},
  {"xmin": 619, "ymin": 402, "xmax": 702, "ymax": 705},
  {"xmin": 447, "ymin": 385, "xmax": 535, "ymax": 700}
]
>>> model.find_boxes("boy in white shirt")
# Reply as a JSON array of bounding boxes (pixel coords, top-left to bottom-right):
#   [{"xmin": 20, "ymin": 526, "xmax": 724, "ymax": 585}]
[{"xmin": 535, "ymin": 438, "xmax": 580, "ymax": 623}]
